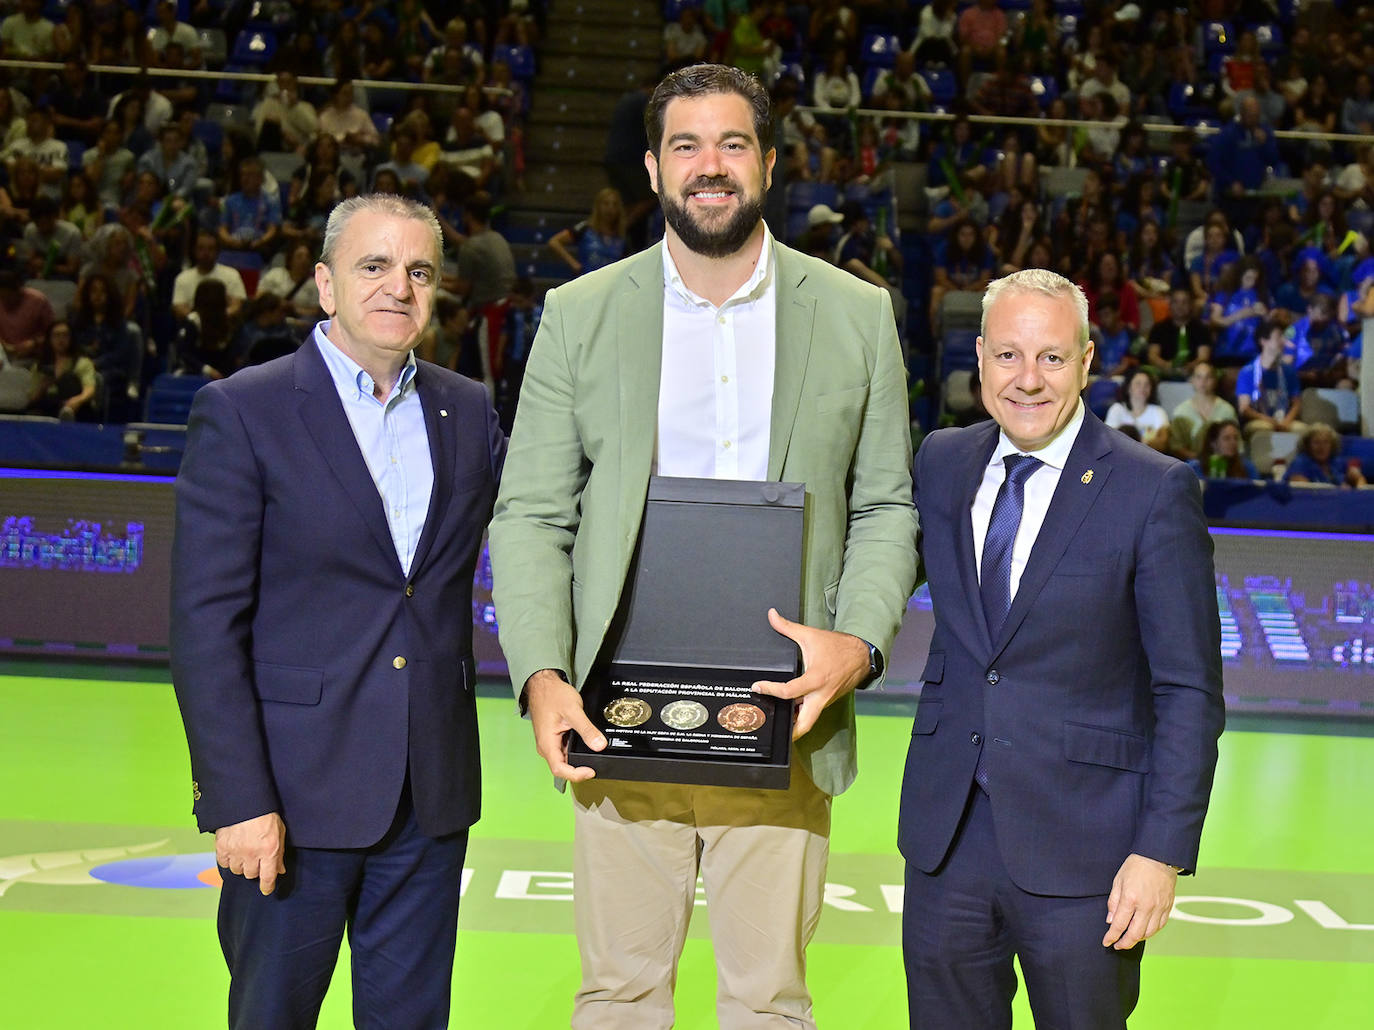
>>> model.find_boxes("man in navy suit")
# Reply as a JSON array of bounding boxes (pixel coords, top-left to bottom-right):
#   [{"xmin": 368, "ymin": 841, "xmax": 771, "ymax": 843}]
[
  {"xmin": 171, "ymin": 194, "xmax": 504, "ymax": 1029},
  {"xmin": 899, "ymin": 268, "xmax": 1224, "ymax": 1028}
]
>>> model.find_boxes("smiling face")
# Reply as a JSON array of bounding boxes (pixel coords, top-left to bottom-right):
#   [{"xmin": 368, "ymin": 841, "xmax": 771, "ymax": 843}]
[
  {"xmin": 978, "ymin": 290, "xmax": 1093, "ymax": 452},
  {"xmin": 316, "ymin": 209, "xmax": 438, "ymax": 373},
  {"xmin": 645, "ymin": 92, "xmax": 775, "ymax": 260}
]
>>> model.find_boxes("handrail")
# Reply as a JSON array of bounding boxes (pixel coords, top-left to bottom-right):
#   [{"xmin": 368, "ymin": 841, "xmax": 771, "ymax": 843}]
[
  {"xmin": 0, "ymin": 58, "xmax": 509, "ymax": 98},
  {"xmin": 796, "ymin": 103, "xmax": 1374, "ymax": 146}
]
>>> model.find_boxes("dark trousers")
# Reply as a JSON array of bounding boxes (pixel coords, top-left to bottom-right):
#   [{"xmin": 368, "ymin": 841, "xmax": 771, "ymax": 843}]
[
  {"xmin": 903, "ymin": 787, "xmax": 1142, "ymax": 1030},
  {"xmin": 217, "ymin": 784, "xmax": 468, "ymax": 1030}
]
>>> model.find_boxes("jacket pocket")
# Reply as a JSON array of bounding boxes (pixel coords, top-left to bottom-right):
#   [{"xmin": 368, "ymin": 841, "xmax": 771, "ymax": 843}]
[
  {"xmin": 1063, "ymin": 721, "xmax": 1149, "ymax": 772},
  {"xmin": 823, "ymin": 578, "xmax": 840, "ymax": 615},
  {"xmin": 920, "ymin": 651, "xmax": 945, "ymax": 685},
  {"xmin": 814, "ymin": 384, "xmax": 867, "ymax": 415},
  {"xmin": 912, "ymin": 699, "xmax": 942, "ymax": 735},
  {"xmin": 252, "ymin": 661, "xmax": 324, "ymax": 705}
]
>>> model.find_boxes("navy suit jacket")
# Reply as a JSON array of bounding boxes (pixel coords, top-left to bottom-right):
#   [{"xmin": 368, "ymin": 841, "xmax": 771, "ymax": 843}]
[
  {"xmin": 171, "ymin": 337, "xmax": 505, "ymax": 849},
  {"xmin": 898, "ymin": 410, "xmax": 1224, "ymax": 897}
]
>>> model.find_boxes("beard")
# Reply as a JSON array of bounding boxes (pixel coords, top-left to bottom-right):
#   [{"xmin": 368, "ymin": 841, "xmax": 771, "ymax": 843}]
[{"xmin": 658, "ymin": 171, "xmax": 765, "ymax": 259}]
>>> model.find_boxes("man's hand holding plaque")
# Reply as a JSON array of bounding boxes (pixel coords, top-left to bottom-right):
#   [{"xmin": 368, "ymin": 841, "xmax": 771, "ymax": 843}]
[
  {"xmin": 751, "ymin": 608, "xmax": 872, "ymax": 739},
  {"xmin": 526, "ymin": 669, "xmax": 606, "ymax": 782}
]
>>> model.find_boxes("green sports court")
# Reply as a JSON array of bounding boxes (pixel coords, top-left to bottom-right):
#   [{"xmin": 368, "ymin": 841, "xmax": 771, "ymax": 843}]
[{"xmin": 2, "ymin": 667, "xmax": 1370, "ymax": 1028}]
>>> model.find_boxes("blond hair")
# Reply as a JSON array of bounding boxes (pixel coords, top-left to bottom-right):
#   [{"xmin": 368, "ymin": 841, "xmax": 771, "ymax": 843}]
[{"xmin": 981, "ymin": 268, "xmax": 1090, "ymax": 351}]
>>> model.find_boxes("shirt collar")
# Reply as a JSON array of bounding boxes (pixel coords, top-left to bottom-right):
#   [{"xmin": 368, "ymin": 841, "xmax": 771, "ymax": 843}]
[
  {"xmin": 313, "ymin": 320, "xmax": 418, "ymax": 404},
  {"xmin": 993, "ymin": 398, "xmax": 1085, "ymax": 473},
  {"xmin": 661, "ymin": 222, "xmax": 775, "ymax": 309}
]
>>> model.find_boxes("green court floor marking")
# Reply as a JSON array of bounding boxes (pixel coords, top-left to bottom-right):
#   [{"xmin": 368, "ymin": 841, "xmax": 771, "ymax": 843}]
[{"xmin": 3, "ymin": 675, "xmax": 1373, "ymax": 1027}]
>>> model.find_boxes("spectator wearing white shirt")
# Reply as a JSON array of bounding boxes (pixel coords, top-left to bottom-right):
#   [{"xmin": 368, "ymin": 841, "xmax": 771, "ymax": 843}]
[
  {"xmin": 172, "ymin": 230, "xmax": 247, "ymax": 320},
  {"xmin": 0, "ymin": 0, "xmax": 55, "ymax": 60},
  {"xmin": 2, "ymin": 109, "xmax": 68, "ymax": 196},
  {"xmin": 147, "ymin": 0, "xmax": 199, "ymax": 62}
]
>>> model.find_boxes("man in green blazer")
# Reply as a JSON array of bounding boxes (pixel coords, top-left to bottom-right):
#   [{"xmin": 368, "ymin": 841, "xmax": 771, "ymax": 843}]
[{"xmin": 489, "ymin": 65, "xmax": 918, "ymax": 1029}]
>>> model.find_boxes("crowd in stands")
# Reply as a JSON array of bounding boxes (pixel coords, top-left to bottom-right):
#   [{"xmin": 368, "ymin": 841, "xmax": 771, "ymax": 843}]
[
  {"xmin": 2, "ymin": 0, "xmax": 1372, "ymax": 477},
  {"xmin": 0, "ymin": 0, "xmax": 536, "ymax": 422},
  {"xmin": 648, "ymin": 0, "xmax": 1372, "ymax": 484}
]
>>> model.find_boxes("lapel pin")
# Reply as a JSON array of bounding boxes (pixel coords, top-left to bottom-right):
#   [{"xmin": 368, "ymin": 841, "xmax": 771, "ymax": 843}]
[
  {"xmin": 1081, "ymin": 469, "xmax": 1093, "ymax": 484},
  {"xmin": 439, "ymin": 409, "xmax": 449, "ymax": 417}
]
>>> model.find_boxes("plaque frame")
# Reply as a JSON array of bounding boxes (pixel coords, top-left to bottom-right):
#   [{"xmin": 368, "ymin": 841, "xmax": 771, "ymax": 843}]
[{"xmin": 569, "ymin": 476, "xmax": 804, "ymax": 789}]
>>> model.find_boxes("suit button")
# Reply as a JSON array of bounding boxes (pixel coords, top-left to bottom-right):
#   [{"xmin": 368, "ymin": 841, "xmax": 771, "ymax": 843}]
[
  {"xmin": 393, "ymin": 656, "xmax": 407, "ymax": 670},
  {"xmin": 405, "ymin": 583, "xmax": 414, "ymax": 597},
  {"xmin": 970, "ymin": 732, "xmax": 982, "ymax": 745},
  {"xmin": 986, "ymin": 670, "xmax": 1000, "ymax": 685}
]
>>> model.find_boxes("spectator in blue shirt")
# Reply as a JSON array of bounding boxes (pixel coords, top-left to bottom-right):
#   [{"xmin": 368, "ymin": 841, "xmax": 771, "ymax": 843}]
[
  {"xmin": 218, "ymin": 155, "xmax": 281, "ymax": 255},
  {"xmin": 1209, "ymin": 96, "xmax": 1279, "ymax": 198},
  {"xmin": 136, "ymin": 122, "xmax": 199, "ymax": 201},
  {"xmin": 1275, "ymin": 248, "xmax": 1334, "ymax": 322},
  {"xmin": 1207, "ymin": 256, "xmax": 1269, "ymax": 364},
  {"xmin": 1089, "ymin": 290, "xmax": 1137, "ymax": 377},
  {"xmin": 548, "ymin": 187, "xmax": 627, "ymax": 277},
  {"xmin": 1236, "ymin": 319, "xmax": 1303, "ymax": 440},
  {"xmin": 1287, "ymin": 292, "xmax": 1354, "ymax": 387},
  {"xmin": 1285, "ymin": 423, "xmax": 1367, "ymax": 487}
]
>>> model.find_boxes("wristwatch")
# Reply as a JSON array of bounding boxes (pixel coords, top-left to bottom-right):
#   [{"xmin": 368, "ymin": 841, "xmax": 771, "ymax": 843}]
[{"xmin": 860, "ymin": 638, "xmax": 884, "ymax": 688}]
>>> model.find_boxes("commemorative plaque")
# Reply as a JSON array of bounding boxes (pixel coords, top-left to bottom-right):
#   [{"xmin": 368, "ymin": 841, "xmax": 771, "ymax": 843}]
[{"xmin": 568, "ymin": 476, "xmax": 804, "ymax": 789}]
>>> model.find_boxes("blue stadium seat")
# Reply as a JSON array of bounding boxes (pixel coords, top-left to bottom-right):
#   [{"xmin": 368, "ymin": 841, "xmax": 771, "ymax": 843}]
[
  {"xmin": 1347, "ymin": 209, "xmax": 1374, "ymax": 241},
  {"xmin": 785, "ymin": 181, "xmax": 839, "ymax": 212},
  {"xmin": 218, "ymin": 250, "xmax": 263, "ymax": 295},
  {"xmin": 922, "ymin": 67, "xmax": 957, "ymax": 106},
  {"xmin": 143, "ymin": 374, "xmax": 212, "ymax": 426},
  {"xmin": 190, "ymin": 118, "xmax": 223, "ymax": 153},
  {"xmin": 662, "ymin": 0, "xmax": 703, "ymax": 19},
  {"xmin": 1203, "ymin": 21, "xmax": 1234, "ymax": 53},
  {"xmin": 229, "ymin": 29, "xmax": 277, "ymax": 66},
  {"xmin": 1253, "ymin": 23, "xmax": 1283, "ymax": 53},
  {"xmin": 1342, "ymin": 435, "xmax": 1374, "ymax": 469},
  {"xmin": 371, "ymin": 111, "xmax": 393, "ymax": 138},
  {"xmin": 493, "ymin": 44, "xmax": 536, "ymax": 82},
  {"xmin": 941, "ymin": 329, "xmax": 979, "ymax": 374},
  {"xmin": 1028, "ymin": 75, "xmax": 1058, "ymax": 110},
  {"xmin": 1086, "ymin": 379, "xmax": 1120, "ymax": 420},
  {"xmin": 861, "ymin": 31, "xmax": 900, "ymax": 69},
  {"xmin": 65, "ymin": 140, "xmax": 85, "ymax": 172},
  {"xmin": 215, "ymin": 64, "xmax": 257, "ymax": 104},
  {"xmin": 778, "ymin": 62, "xmax": 806, "ymax": 88}
]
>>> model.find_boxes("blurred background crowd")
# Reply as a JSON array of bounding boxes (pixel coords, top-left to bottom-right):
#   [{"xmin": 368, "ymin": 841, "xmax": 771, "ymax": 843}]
[{"xmin": 0, "ymin": 0, "xmax": 1371, "ymax": 491}]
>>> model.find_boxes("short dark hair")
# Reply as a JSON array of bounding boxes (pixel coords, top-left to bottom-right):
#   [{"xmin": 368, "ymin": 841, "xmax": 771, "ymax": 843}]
[
  {"xmin": 1256, "ymin": 317, "xmax": 1284, "ymax": 342},
  {"xmin": 31, "ymin": 194, "xmax": 58, "ymax": 219},
  {"xmin": 644, "ymin": 64, "xmax": 772, "ymax": 159},
  {"xmin": 466, "ymin": 190, "xmax": 494, "ymax": 225}
]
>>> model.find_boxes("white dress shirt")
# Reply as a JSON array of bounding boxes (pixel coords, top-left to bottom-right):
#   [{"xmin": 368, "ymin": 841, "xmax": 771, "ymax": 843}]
[
  {"xmin": 655, "ymin": 227, "xmax": 777, "ymax": 481},
  {"xmin": 314, "ymin": 324, "xmax": 433, "ymax": 575},
  {"xmin": 972, "ymin": 400, "xmax": 1086, "ymax": 600}
]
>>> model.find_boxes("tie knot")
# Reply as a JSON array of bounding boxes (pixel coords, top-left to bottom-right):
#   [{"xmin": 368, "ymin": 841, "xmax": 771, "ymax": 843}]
[{"xmin": 1003, "ymin": 454, "xmax": 1042, "ymax": 486}]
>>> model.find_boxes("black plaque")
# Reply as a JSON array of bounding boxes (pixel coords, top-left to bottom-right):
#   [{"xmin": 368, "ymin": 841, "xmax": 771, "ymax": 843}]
[{"xmin": 569, "ymin": 477, "xmax": 804, "ymax": 789}]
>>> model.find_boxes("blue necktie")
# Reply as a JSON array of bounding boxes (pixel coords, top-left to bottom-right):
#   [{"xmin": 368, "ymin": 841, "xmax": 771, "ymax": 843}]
[
  {"xmin": 975, "ymin": 453, "xmax": 1042, "ymax": 794},
  {"xmin": 979, "ymin": 453, "xmax": 1043, "ymax": 639}
]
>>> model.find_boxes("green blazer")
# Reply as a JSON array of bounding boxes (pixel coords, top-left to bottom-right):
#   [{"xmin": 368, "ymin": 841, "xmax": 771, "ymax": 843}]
[{"xmin": 489, "ymin": 239, "xmax": 919, "ymax": 796}]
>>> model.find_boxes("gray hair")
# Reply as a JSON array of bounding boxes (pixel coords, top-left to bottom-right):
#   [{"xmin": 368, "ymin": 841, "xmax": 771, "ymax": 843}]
[
  {"xmin": 981, "ymin": 268, "xmax": 1090, "ymax": 351},
  {"xmin": 320, "ymin": 194, "xmax": 444, "ymax": 270}
]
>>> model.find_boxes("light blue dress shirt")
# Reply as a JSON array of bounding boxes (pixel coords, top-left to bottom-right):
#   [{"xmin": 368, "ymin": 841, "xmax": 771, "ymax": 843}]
[{"xmin": 313, "ymin": 323, "xmax": 433, "ymax": 574}]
